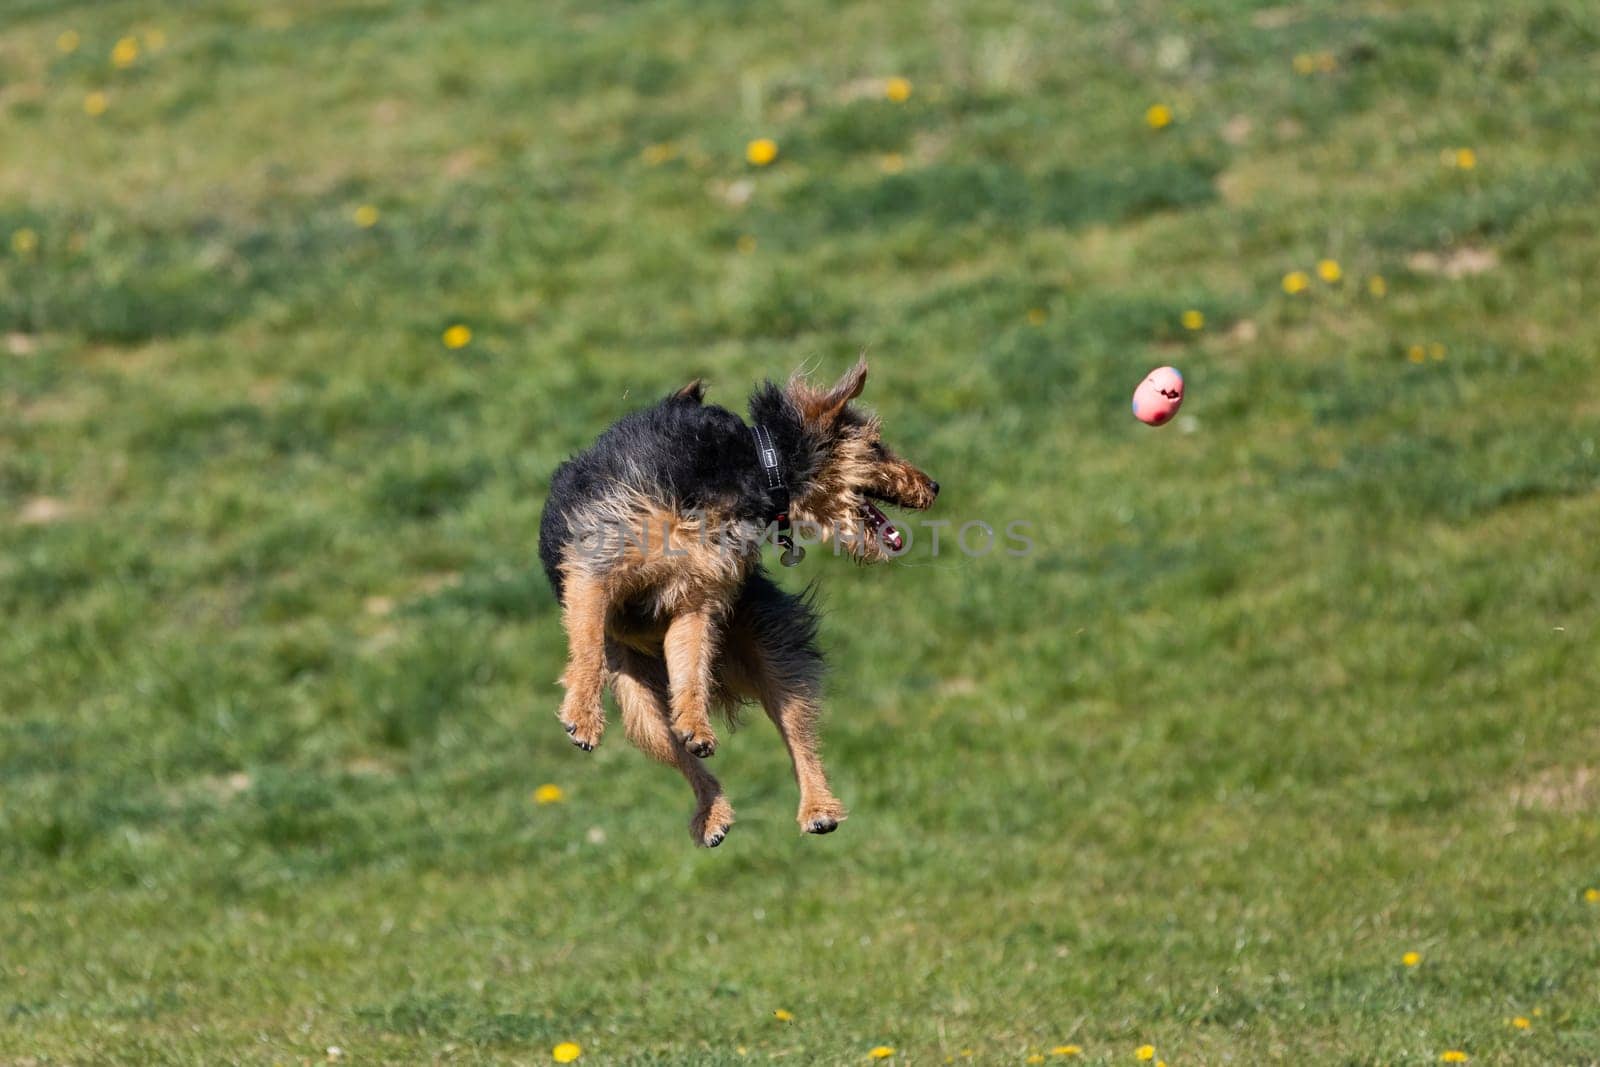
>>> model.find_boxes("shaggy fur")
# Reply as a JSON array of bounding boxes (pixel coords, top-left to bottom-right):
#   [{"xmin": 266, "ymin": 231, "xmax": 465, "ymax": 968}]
[{"xmin": 537, "ymin": 360, "xmax": 939, "ymax": 845}]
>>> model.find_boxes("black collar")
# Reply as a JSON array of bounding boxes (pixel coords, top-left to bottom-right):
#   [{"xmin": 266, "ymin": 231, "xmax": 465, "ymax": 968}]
[{"xmin": 751, "ymin": 423, "xmax": 804, "ymax": 566}]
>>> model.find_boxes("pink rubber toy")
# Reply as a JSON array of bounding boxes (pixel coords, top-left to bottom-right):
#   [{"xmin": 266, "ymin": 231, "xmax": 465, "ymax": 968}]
[{"xmin": 1132, "ymin": 366, "xmax": 1184, "ymax": 426}]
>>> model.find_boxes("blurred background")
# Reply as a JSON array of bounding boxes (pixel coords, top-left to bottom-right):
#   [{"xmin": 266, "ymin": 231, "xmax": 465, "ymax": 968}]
[{"xmin": 3, "ymin": 1, "xmax": 1599, "ymax": 1063}]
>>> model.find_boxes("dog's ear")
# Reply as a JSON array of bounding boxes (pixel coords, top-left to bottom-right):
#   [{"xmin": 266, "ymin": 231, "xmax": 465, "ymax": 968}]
[
  {"xmin": 797, "ymin": 358, "xmax": 867, "ymax": 424},
  {"xmin": 672, "ymin": 378, "xmax": 706, "ymax": 403}
]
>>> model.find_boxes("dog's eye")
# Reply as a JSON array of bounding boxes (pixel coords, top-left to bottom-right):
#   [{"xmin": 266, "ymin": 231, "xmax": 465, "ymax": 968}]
[{"xmin": 870, "ymin": 442, "xmax": 887, "ymax": 458}]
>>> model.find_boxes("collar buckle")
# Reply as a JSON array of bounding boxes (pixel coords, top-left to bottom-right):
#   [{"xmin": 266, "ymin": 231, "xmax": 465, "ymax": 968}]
[{"xmin": 752, "ymin": 424, "xmax": 805, "ymax": 567}]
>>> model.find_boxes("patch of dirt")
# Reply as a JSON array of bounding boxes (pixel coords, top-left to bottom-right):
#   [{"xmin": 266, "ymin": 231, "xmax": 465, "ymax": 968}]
[
  {"xmin": 938, "ymin": 676, "xmax": 978, "ymax": 697},
  {"xmin": 1509, "ymin": 765, "xmax": 1598, "ymax": 813},
  {"xmin": 837, "ymin": 77, "xmax": 891, "ymax": 103},
  {"xmin": 444, "ymin": 148, "xmax": 483, "ymax": 179},
  {"xmin": 193, "ymin": 771, "xmax": 253, "ymax": 802},
  {"xmin": 772, "ymin": 92, "xmax": 809, "ymax": 122},
  {"xmin": 344, "ymin": 756, "xmax": 396, "ymax": 778},
  {"xmin": 415, "ymin": 572, "xmax": 462, "ymax": 595},
  {"xmin": 17, "ymin": 497, "xmax": 72, "ymax": 526},
  {"xmin": 710, "ymin": 178, "xmax": 754, "ymax": 208},
  {"xmin": 248, "ymin": 378, "xmax": 282, "ymax": 405},
  {"xmin": 1252, "ymin": 7, "xmax": 1300, "ymax": 28},
  {"xmin": 1407, "ymin": 247, "xmax": 1499, "ymax": 278},
  {"xmin": 909, "ymin": 129, "xmax": 952, "ymax": 166}
]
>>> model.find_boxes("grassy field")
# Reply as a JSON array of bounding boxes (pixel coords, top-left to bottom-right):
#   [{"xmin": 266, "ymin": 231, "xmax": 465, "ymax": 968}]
[{"xmin": 4, "ymin": 0, "xmax": 1600, "ymax": 1063}]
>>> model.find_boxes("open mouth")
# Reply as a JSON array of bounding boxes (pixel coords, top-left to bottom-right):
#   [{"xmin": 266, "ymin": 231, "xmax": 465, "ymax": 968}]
[{"xmin": 860, "ymin": 498, "xmax": 904, "ymax": 552}]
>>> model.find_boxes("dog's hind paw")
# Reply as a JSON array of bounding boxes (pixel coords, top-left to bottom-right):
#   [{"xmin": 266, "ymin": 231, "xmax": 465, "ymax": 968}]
[{"xmin": 692, "ymin": 798, "xmax": 735, "ymax": 848}]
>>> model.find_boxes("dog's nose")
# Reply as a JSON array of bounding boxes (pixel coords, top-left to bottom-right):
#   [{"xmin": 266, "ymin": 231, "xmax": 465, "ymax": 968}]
[{"xmin": 928, "ymin": 480, "xmax": 940, "ymax": 498}]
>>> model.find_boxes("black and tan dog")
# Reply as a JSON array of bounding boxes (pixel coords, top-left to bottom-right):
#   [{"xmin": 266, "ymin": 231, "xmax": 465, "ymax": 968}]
[{"xmin": 537, "ymin": 360, "xmax": 939, "ymax": 846}]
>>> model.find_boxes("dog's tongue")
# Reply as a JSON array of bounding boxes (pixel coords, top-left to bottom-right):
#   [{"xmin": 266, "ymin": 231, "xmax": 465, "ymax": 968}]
[{"xmin": 863, "ymin": 501, "xmax": 903, "ymax": 552}]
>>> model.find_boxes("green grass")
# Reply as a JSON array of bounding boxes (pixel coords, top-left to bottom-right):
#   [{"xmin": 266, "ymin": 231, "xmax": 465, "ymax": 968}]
[{"xmin": 4, "ymin": 0, "xmax": 1600, "ymax": 1063}]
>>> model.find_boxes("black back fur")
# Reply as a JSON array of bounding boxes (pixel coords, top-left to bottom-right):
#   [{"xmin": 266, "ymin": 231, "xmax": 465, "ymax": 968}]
[{"xmin": 538, "ymin": 382, "xmax": 814, "ymax": 602}]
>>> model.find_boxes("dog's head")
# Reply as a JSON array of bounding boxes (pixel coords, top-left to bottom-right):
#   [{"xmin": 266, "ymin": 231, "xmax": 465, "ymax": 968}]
[{"xmin": 760, "ymin": 359, "xmax": 939, "ymax": 561}]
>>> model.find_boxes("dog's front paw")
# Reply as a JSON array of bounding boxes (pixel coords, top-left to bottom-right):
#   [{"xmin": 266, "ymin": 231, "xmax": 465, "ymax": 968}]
[
  {"xmin": 558, "ymin": 700, "xmax": 604, "ymax": 752},
  {"xmin": 672, "ymin": 715, "xmax": 718, "ymax": 759},
  {"xmin": 798, "ymin": 798, "xmax": 848, "ymax": 835}
]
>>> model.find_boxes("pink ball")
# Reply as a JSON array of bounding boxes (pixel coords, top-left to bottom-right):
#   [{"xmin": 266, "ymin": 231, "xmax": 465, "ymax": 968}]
[{"xmin": 1132, "ymin": 366, "xmax": 1184, "ymax": 426}]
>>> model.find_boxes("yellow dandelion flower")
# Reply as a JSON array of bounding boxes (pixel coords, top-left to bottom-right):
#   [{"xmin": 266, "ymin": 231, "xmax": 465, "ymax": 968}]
[
  {"xmin": 442, "ymin": 324, "xmax": 472, "ymax": 349},
  {"xmin": 1510, "ymin": 1017, "xmax": 1531, "ymax": 1030},
  {"xmin": 868, "ymin": 1047, "xmax": 895, "ymax": 1060},
  {"xmin": 1368, "ymin": 275, "xmax": 1387, "ymax": 297},
  {"xmin": 1406, "ymin": 346, "xmax": 1426, "ymax": 364},
  {"xmin": 641, "ymin": 142, "xmax": 677, "ymax": 165},
  {"xmin": 353, "ymin": 204, "xmax": 380, "ymax": 228},
  {"xmin": 1316, "ymin": 258, "xmax": 1342, "ymax": 283},
  {"xmin": 1027, "ymin": 307, "xmax": 1048, "ymax": 327},
  {"xmin": 1455, "ymin": 148, "xmax": 1477, "ymax": 170},
  {"xmin": 773, "ymin": 1009, "xmax": 794, "ymax": 1021},
  {"xmin": 110, "ymin": 36, "xmax": 139, "ymax": 68},
  {"xmin": 1282, "ymin": 271, "xmax": 1310, "ymax": 295},
  {"xmin": 10, "ymin": 228, "xmax": 39, "ymax": 256},
  {"xmin": 746, "ymin": 138, "xmax": 779, "ymax": 166},
  {"xmin": 57, "ymin": 29, "xmax": 81, "ymax": 54},
  {"xmin": 885, "ymin": 76, "xmax": 912, "ymax": 102},
  {"xmin": 879, "ymin": 152, "xmax": 906, "ymax": 174},
  {"xmin": 83, "ymin": 90, "xmax": 108, "ymax": 116},
  {"xmin": 1027, "ymin": 1057, "xmax": 1045, "ymax": 1065},
  {"xmin": 552, "ymin": 1041, "xmax": 582, "ymax": 1063},
  {"xmin": 1429, "ymin": 343, "xmax": 1446, "ymax": 361},
  {"xmin": 145, "ymin": 28, "xmax": 167, "ymax": 51},
  {"xmin": 1052, "ymin": 1048, "xmax": 1083, "ymax": 1058},
  {"xmin": 736, "ymin": 234, "xmax": 757, "ymax": 254},
  {"xmin": 1440, "ymin": 1052, "xmax": 1468, "ymax": 1063},
  {"xmin": 737, "ymin": 1048, "xmax": 748, "ymax": 1057},
  {"xmin": 1145, "ymin": 104, "xmax": 1173, "ymax": 130},
  {"xmin": 1402, "ymin": 950, "xmax": 1422, "ymax": 965},
  {"xmin": 1585, "ymin": 887, "xmax": 1600, "ymax": 903},
  {"xmin": 533, "ymin": 783, "xmax": 564, "ymax": 805},
  {"xmin": 1533, "ymin": 1007, "xmax": 1544, "ymax": 1016},
  {"xmin": 1181, "ymin": 309, "xmax": 1204, "ymax": 331},
  {"xmin": 1292, "ymin": 53, "xmax": 1315, "ymax": 75},
  {"xmin": 1135, "ymin": 1046, "xmax": 1156, "ymax": 1061}
]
